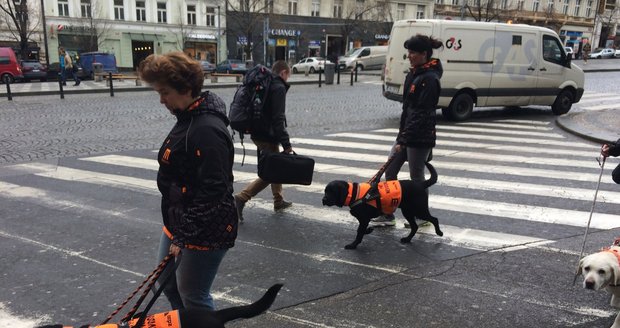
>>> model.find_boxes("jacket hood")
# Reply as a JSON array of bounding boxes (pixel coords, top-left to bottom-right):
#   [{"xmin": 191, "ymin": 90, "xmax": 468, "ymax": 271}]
[
  {"xmin": 177, "ymin": 91, "xmax": 229, "ymax": 126},
  {"xmin": 411, "ymin": 58, "xmax": 443, "ymax": 80}
]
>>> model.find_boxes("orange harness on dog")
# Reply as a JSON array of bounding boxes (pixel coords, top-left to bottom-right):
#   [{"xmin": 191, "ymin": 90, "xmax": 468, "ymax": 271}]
[
  {"xmin": 63, "ymin": 310, "xmax": 181, "ymax": 328},
  {"xmin": 344, "ymin": 181, "xmax": 402, "ymax": 215}
]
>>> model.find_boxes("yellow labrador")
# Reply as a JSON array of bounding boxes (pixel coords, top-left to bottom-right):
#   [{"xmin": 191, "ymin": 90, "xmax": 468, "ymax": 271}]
[{"xmin": 579, "ymin": 246, "xmax": 620, "ymax": 328}]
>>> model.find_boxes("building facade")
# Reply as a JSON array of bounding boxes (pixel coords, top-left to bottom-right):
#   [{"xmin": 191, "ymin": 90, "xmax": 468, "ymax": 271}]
[{"xmin": 43, "ymin": 0, "xmax": 226, "ymax": 70}]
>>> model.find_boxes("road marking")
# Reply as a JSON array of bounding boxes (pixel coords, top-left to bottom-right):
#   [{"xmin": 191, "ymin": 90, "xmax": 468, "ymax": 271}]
[{"xmin": 583, "ymin": 103, "xmax": 620, "ymax": 111}]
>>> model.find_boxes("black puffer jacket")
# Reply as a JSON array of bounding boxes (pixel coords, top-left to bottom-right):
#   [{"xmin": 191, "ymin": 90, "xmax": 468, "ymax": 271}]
[
  {"xmin": 250, "ymin": 74, "xmax": 292, "ymax": 149},
  {"xmin": 157, "ymin": 91, "xmax": 237, "ymax": 249},
  {"xmin": 397, "ymin": 59, "xmax": 443, "ymax": 148}
]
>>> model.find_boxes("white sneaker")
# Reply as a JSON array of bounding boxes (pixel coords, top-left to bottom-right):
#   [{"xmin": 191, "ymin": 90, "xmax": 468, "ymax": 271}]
[{"xmin": 370, "ymin": 214, "xmax": 396, "ymax": 227}]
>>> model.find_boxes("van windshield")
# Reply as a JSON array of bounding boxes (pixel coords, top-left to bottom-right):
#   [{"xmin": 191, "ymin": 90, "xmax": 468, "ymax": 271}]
[{"xmin": 344, "ymin": 48, "xmax": 361, "ymax": 57}]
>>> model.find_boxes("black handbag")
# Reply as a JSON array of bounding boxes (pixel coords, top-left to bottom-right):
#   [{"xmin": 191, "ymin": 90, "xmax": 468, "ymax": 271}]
[{"xmin": 258, "ymin": 151, "xmax": 315, "ymax": 185}]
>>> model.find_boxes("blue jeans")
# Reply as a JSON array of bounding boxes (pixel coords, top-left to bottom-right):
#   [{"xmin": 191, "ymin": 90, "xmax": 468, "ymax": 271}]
[{"xmin": 156, "ymin": 232, "xmax": 228, "ymax": 310}]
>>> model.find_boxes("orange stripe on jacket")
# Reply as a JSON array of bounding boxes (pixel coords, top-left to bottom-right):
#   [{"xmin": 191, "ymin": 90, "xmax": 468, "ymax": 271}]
[
  {"xmin": 344, "ymin": 181, "xmax": 402, "ymax": 215},
  {"xmin": 163, "ymin": 226, "xmax": 211, "ymax": 251}
]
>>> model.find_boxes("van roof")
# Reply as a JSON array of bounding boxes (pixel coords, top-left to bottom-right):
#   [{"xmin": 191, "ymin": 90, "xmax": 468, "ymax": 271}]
[
  {"xmin": 80, "ymin": 52, "xmax": 115, "ymax": 56},
  {"xmin": 392, "ymin": 19, "xmax": 555, "ymax": 34}
]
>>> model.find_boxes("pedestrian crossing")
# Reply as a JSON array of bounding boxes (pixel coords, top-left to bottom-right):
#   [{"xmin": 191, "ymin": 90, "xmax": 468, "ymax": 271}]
[{"xmin": 2, "ymin": 119, "xmax": 617, "ymax": 255}]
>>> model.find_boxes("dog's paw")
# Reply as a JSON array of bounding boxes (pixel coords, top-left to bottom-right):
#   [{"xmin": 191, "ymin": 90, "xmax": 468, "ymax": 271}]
[
  {"xmin": 400, "ymin": 237, "xmax": 413, "ymax": 244},
  {"xmin": 345, "ymin": 244, "xmax": 357, "ymax": 250},
  {"xmin": 436, "ymin": 230, "xmax": 443, "ymax": 237}
]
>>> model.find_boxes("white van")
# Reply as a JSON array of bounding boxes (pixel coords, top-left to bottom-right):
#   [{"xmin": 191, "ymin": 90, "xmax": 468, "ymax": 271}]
[
  {"xmin": 338, "ymin": 45, "xmax": 388, "ymax": 71},
  {"xmin": 383, "ymin": 19, "xmax": 584, "ymax": 120}
]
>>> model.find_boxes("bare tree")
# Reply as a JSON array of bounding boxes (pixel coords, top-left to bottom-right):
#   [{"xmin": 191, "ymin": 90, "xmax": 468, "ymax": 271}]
[
  {"xmin": 80, "ymin": 0, "xmax": 113, "ymax": 52},
  {"xmin": 597, "ymin": 7, "xmax": 620, "ymax": 47},
  {"xmin": 0, "ymin": 0, "xmax": 40, "ymax": 60},
  {"xmin": 225, "ymin": 0, "xmax": 273, "ymax": 61},
  {"xmin": 463, "ymin": 0, "xmax": 502, "ymax": 21},
  {"xmin": 169, "ymin": 1, "xmax": 198, "ymax": 52},
  {"xmin": 339, "ymin": 0, "xmax": 391, "ymax": 50}
]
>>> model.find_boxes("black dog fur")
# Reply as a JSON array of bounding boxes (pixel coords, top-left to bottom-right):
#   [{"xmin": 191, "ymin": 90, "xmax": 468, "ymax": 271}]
[
  {"xmin": 36, "ymin": 284, "xmax": 283, "ymax": 328},
  {"xmin": 322, "ymin": 162, "xmax": 443, "ymax": 249}
]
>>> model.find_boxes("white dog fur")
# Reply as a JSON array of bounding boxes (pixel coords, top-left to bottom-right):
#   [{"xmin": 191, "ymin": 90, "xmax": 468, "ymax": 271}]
[{"xmin": 579, "ymin": 246, "xmax": 620, "ymax": 328}]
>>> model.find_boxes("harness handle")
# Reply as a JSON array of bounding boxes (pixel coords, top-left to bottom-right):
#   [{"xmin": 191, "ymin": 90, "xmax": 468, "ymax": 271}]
[{"xmin": 368, "ymin": 153, "xmax": 397, "ymax": 185}]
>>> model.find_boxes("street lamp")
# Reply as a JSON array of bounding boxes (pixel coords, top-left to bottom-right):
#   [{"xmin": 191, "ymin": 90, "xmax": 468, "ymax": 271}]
[
  {"xmin": 40, "ymin": 0, "xmax": 50, "ymax": 66},
  {"xmin": 217, "ymin": 5, "xmax": 220, "ymax": 64}
]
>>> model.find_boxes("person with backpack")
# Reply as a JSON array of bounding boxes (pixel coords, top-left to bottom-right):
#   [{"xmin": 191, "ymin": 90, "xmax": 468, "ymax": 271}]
[
  {"xmin": 137, "ymin": 52, "xmax": 237, "ymax": 310},
  {"xmin": 234, "ymin": 60, "xmax": 294, "ymax": 221}
]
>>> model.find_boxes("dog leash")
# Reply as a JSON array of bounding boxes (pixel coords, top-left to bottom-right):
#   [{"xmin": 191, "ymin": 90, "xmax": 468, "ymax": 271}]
[
  {"xmin": 100, "ymin": 253, "xmax": 180, "ymax": 325},
  {"xmin": 572, "ymin": 156, "xmax": 606, "ymax": 286},
  {"xmin": 368, "ymin": 153, "xmax": 397, "ymax": 185}
]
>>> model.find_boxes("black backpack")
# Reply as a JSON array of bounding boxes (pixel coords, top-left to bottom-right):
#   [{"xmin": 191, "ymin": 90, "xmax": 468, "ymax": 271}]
[{"xmin": 228, "ymin": 64, "xmax": 273, "ymax": 164}]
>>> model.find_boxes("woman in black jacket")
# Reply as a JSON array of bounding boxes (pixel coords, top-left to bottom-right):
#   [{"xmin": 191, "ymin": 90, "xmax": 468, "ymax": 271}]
[
  {"xmin": 372, "ymin": 34, "xmax": 444, "ymax": 227},
  {"xmin": 602, "ymin": 138, "xmax": 620, "ymax": 184},
  {"xmin": 138, "ymin": 52, "xmax": 237, "ymax": 310}
]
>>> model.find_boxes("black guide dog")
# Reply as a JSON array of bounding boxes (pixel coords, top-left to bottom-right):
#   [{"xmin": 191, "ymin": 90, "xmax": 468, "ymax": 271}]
[
  {"xmin": 322, "ymin": 162, "xmax": 443, "ymax": 249},
  {"xmin": 36, "ymin": 284, "xmax": 283, "ymax": 328}
]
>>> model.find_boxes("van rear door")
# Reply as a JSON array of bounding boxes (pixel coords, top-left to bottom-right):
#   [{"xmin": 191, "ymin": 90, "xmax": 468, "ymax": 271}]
[{"xmin": 486, "ymin": 25, "xmax": 539, "ymax": 106}]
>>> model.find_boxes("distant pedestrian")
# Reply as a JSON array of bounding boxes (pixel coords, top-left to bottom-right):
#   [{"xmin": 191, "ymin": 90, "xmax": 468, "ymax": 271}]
[
  {"xmin": 371, "ymin": 34, "xmax": 444, "ymax": 227},
  {"xmin": 234, "ymin": 60, "xmax": 294, "ymax": 221},
  {"xmin": 137, "ymin": 51, "xmax": 237, "ymax": 310},
  {"xmin": 582, "ymin": 42, "xmax": 591, "ymax": 64},
  {"xmin": 59, "ymin": 47, "xmax": 80, "ymax": 86},
  {"xmin": 601, "ymin": 138, "xmax": 620, "ymax": 184}
]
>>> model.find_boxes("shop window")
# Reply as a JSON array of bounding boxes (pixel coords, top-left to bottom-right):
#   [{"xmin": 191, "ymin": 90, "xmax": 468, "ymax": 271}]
[
  {"xmin": 206, "ymin": 7, "xmax": 215, "ymax": 26},
  {"xmin": 58, "ymin": 0, "xmax": 69, "ymax": 16},
  {"xmin": 136, "ymin": 1, "xmax": 146, "ymax": 21},
  {"xmin": 81, "ymin": 0, "xmax": 91, "ymax": 18},
  {"xmin": 311, "ymin": 0, "xmax": 320, "ymax": 16},
  {"xmin": 157, "ymin": 2, "xmax": 167, "ymax": 23},
  {"xmin": 333, "ymin": 0, "xmax": 342, "ymax": 17},
  {"xmin": 187, "ymin": 5, "xmax": 196, "ymax": 25},
  {"xmin": 114, "ymin": 0, "xmax": 125, "ymax": 20}
]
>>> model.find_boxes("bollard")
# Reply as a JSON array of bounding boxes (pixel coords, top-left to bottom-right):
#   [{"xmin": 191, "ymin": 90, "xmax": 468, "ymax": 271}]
[
  {"xmin": 109, "ymin": 72, "xmax": 114, "ymax": 97},
  {"xmin": 350, "ymin": 69, "xmax": 354, "ymax": 86},
  {"xmin": 336, "ymin": 66, "xmax": 340, "ymax": 85},
  {"xmin": 355, "ymin": 66, "xmax": 358, "ymax": 82},
  {"xmin": 305, "ymin": 67, "xmax": 309, "ymax": 77},
  {"xmin": 58, "ymin": 77, "xmax": 65, "ymax": 99},
  {"xmin": 5, "ymin": 79, "xmax": 12, "ymax": 101},
  {"xmin": 318, "ymin": 70, "xmax": 322, "ymax": 88}
]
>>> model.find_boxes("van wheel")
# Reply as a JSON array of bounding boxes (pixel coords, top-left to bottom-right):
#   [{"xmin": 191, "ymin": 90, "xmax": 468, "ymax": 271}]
[
  {"xmin": 444, "ymin": 93, "xmax": 474, "ymax": 121},
  {"xmin": 551, "ymin": 90, "xmax": 573, "ymax": 115},
  {"xmin": 1, "ymin": 73, "xmax": 14, "ymax": 84}
]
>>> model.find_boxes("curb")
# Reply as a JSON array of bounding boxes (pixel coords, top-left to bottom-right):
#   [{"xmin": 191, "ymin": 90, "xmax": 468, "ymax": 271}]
[{"xmin": 555, "ymin": 112, "xmax": 618, "ymax": 144}]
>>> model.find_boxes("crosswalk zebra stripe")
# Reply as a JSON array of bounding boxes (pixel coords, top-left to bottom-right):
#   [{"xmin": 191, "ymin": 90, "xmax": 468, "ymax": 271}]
[
  {"xmin": 293, "ymin": 137, "xmax": 599, "ymax": 159},
  {"xmin": 22, "ymin": 154, "xmax": 619, "ymax": 229},
  {"xmin": 332, "ymin": 131, "xmax": 595, "ymax": 149},
  {"xmin": 576, "ymin": 95, "xmax": 620, "ymax": 104},
  {"xmin": 579, "ymin": 92, "xmax": 616, "ymax": 99},
  {"xmin": 488, "ymin": 119, "xmax": 550, "ymax": 126},
  {"xmin": 583, "ymin": 103, "xmax": 620, "ymax": 111},
  {"xmin": 436, "ymin": 125, "xmax": 565, "ymax": 138},
  {"xmin": 79, "ymin": 153, "xmax": 620, "ymax": 203},
  {"xmin": 444, "ymin": 121, "xmax": 553, "ymax": 131}
]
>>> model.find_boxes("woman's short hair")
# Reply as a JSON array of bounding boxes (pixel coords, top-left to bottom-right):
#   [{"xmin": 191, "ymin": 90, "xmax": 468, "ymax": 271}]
[
  {"xmin": 404, "ymin": 34, "xmax": 443, "ymax": 60},
  {"xmin": 138, "ymin": 52, "xmax": 204, "ymax": 97}
]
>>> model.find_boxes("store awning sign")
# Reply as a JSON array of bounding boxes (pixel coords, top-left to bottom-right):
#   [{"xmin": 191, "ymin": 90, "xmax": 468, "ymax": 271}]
[{"xmin": 276, "ymin": 39, "xmax": 287, "ymax": 46}]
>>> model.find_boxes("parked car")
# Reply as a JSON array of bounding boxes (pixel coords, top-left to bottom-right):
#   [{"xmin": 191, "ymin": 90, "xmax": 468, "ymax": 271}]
[
  {"xmin": 0, "ymin": 47, "xmax": 24, "ymax": 84},
  {"xmin": 46, "ymin": 61, "xmax": 85, "ymax": 81},
  {"xmin": 79, "ymin": 52, "xmax": 118, "ymax": 79},
  {"xmin": 20, "ymin": 60, "xmax": 48, "ymax": 82},
  {"xmin": 199, "ymin": 60, "xmax": 216, "ymax": 74},
  {"xmin": 564, "ymin": 46, "xmax": 574, "ymax": 59},
  {"xmin": 292, "ymin": 57, "xmax": 331, "ymax": 73},
  {"xmin": 615, "ymin": 49, "xmax": 620, "ymax": 57},
  {"xmin": 215, "ymin": 59, "xmax": 247, "ymax": 74},
  {"xmin": 588, "ymin": 48, "xmax": 615, "ymax": 59}
]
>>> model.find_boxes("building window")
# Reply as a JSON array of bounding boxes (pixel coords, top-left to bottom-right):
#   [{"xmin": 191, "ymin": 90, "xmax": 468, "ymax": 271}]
[
  {"xmin": 206, "ymin": 7, "xmax": 216, "ymax": 26},
  {"xmin": 356, "ymin": 0, "xmax": 365, "ymax": 19},
  {"xmin": 574, "ymin": 0, "xmax": 581, "ymax": 15},
  {"xmin": 265, "ymin": 0, "xmax": 274, "ymax": 12},
  {"xmin": 562, "ymin": 0, "xmax": 569, "ymax": 14},
  {"xmin": 586, "ymin": 0, "xmax": 592, "ymax": 16},
  {"xmin": 288, "ymin": 0, "xmax": 298, "ymax": 15},
  {"xmin": 435, "ymin": 0, "xmax": 442, "ymax": 4},
  {"xmin": 451, "ymin": 0, "xmax": 459, "ymax": 5},
  {"xmin": 546, "ymin": 0, "xmax": 554, "ymax": 12},
  {"xmin": 416, "ymin": 5, "xmax": 425, "ymax": 18},
  {"xmin": 500, "ymin": 0, "xmax": 508, "ymax": 9},
  {"xmin": 187, "ymin": 5, "xmax": 196, "ymax": 25},
  {"xmin": 517, "ymin": 0, "xmax": 524, "ymax": 10},
  {"xmin": 397, "ymin": 3, "xmax": 405, "ymax": 19},
  {"xmin": 605, "ymin": 0, "xmax": 616, "ymax": 10},
  {"xmin": 532, "ymin": 0, "xmax": 540, "ymax": 11},
  {"xmin": 58, "ymin": 0, "xmax": 69, "ymax": 16},
  {"xmin": 114, "ymin": 0, "xmax": 125, "ymax": 20},
  {"xmin": 157, "ymin": 2, "xmax": 167, "ymax": 23},
  {"xmin": 333, "ymin": 0, "xmax": 342, "ymax": 17},
  {"xmin": 80, "ymin": 0, "xmax": 91, "ymax": 18},
  {"xmin": 136, "ymin": 1, "xmax": 146, "ymax": 21},
  {"xmin": 311, "ymin": 0, "xmax": 320, "ymax": 16}
]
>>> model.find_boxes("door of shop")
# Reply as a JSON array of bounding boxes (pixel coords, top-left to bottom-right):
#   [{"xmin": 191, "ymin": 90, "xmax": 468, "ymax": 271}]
[{"xmin": 132, "ymin": 40, "xmax": 154, "ymax": 70}]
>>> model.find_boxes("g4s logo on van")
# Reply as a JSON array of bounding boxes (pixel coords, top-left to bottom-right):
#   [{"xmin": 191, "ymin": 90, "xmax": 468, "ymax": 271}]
[{"xmin": 445, "ymin": 37, "xmax": 462, "ymax": 50}]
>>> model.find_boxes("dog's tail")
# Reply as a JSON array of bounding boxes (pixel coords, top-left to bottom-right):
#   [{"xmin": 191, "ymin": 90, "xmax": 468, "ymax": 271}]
[
  {"xmin": 423, "ymin": 162, "xmax": 438, "ymax": 189},
  {"xmin": 215, "ymin": 284, "xmax": 283, "ymax": 323}
]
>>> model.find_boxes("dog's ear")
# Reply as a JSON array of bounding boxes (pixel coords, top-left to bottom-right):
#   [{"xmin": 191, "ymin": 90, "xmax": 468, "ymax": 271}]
[
  {"xmin": 613, "ymin": 263, "xmax": 620, "ymax": 286},
  {"xmin": 577, "ymin": 257, "xmax": 585, "ymax": 276}
]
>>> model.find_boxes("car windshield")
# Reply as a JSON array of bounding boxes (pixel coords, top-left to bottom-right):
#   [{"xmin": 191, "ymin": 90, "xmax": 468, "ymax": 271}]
[{"xmin": 344, "ymin": 48, "xmax": 360, "ymax": 57}]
